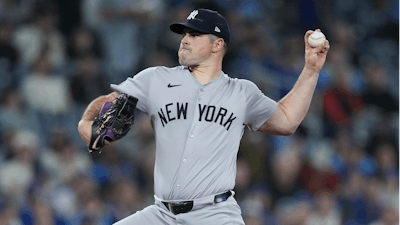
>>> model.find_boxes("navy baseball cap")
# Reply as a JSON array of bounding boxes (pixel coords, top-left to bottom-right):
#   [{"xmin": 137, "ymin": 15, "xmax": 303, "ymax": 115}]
[{"xmin": 170, "ymin": 9, "xmax": 231, "ymax": 44}]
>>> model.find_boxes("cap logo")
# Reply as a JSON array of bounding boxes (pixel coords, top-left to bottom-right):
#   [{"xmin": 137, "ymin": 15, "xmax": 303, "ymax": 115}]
[
  {"xmin": 187, "ymin": 10, "xmax": 198, "ymax": 20},
  {"xmin": 214, "ymin": 26, "xmax": 221, "ymax": 32}
]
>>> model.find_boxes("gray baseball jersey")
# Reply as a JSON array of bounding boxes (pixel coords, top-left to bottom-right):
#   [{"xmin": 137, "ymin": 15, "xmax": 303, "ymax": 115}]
[{"xmin": 110, "ymin": 66, "xmax": 277, "ymax": 201}]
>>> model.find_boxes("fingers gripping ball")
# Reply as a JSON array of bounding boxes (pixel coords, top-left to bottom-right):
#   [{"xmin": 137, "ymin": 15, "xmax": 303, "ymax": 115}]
[
  {"xmin": 89, "ymin": 94, "xmax": 138, "ymax": 153},
  {"xmin": 308, "ymin": 31, "xmax": 326, "ymax": 48}
]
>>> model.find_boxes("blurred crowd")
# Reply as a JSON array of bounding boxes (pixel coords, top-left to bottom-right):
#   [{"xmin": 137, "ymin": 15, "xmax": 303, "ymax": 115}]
[{"xmin": 0, "ymin": 0, "xmax": 398, "ymax": 224}]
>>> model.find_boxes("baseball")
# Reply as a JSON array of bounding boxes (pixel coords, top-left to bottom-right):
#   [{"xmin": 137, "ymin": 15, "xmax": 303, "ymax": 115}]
[{"xmin": 308, "ymin": 30, "xmax": 326, "ymax": 48}]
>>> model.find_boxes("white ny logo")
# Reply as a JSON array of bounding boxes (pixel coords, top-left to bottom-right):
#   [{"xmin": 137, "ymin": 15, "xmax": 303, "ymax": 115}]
[{"xmin": 187, "ymin": 10, "xmax": 198, "ymax": 20}]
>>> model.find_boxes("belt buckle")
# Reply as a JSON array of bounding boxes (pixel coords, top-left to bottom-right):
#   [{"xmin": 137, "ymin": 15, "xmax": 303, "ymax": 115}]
[
  {"xmin": 165, "ymin": 201, "xmax": 193, "ymax": 215},
  {"xmin": 166, "ymin": 201, "xmax": 184, "ymax": 212}
]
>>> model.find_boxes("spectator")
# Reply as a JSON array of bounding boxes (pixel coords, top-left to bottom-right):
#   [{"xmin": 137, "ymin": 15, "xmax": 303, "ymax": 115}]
[
  {"xmin": 69, "ymin": 54, "xmax": 109, "ymax": 106},
  {"xmin": 374, "ymin": 142, "xmax": 399, "ymax": 186},
  {"xmin": 362, "ymin": 63, "xmax": 398, "ymax": 114},
  {"xmin": 109, "ymin": 179, "xmax": 143, "ymax": 222},
  {"xmin": 369, "ymin": 206, "xmax": 399, "ymax": 225},
  {"xmin": 306, "ymin": 191, "xmax": 341, "ymax": 225},
  {"xmin": 364, "ymin": 177, "xmax": 385, "ymax": 223},
  {"xmin": 322, "ymin": 68, "xmax": 364, "ymax": 136},
  {"xmin": 0, "ymin": 204, "xmax": 23, "ymax": 225},
  {"xmin": 0, "ymin": 22, "xmax": 19, "ymax": 71},
  {"xmin": 0, "ymin": 130, "xmax": 40, "ymax": 204},
  {"xmin": 234, "ymin": 158, "xmax": 253, "ymax": 203},
  {"xmin": 339, "ymin": 171, "xmax": 370, "ymax": 224},
  {"xmin": 81, "ymin": 0, "xmax": 165, "ymax": 83},
  {"xmin": 91, "ymin": 144, "xmax": 136, "ymax": 189},
  {"xmin": 229, "ymin": 21, "xmax": 280, "ymax": 98},
  {"xmin": 27, "ymin": 199, "xmax": 66, "ymax": 225},
  {"xmin": 331, "ymin": 139, "xmax": 377, "ymax": 179},
  {"xmin": 20, "ymin": 53, "xmax": 71, "ymax": 115},
  {"xmin": 274, "ymin": 196, "xmax": 312, "ymax": 225},
  {"xmin": 378, "ymin": 175, "xmax": 399, "ymax": 214},
  {"xmin": 148, "ymin": 49, "xmax": 177, "ymax": 68},
  {"xmin": 0, "ymin": 22, "xmax": 18, "ymax": 88},
  {"xmin": 267, "ymin": 149, "xmax": 305, "ymax": 206},
  {"xmin": 0, "ymin": 87, "xmax": 42, "ymax": 141},
  {"xmin": 12, "ymin": 3, "xmax": 67, "ymax": 70},
  {"xmin": 80, "ymin": 194, "xmax": 114, "ymax": 224},
  {"xmin": 328, "ymin": 21, "xmax": 359, "ymax": 67},
  {"xmin": 241, "ymin": 186, "xmax": 276, "ymax": 224},
  {"xmin": 40, "ymin": 131, "xmax": 92, "ymax": 189},
  {"xmin": 0, "ymin": 0, "xmax": 34, "ymax": 26},
  {"xmin": 68, "ymin": 27, "xmax": 103, "ymax": 60},
  {"xmin": 116, "ymin": 112, "xmax": 155, "ymax": 162}
]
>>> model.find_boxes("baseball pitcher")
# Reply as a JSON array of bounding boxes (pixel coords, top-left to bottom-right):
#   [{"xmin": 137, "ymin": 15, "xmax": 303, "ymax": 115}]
[{"xmin": 78, "ymin": 8, "xmax": 330, "ymax": 225}]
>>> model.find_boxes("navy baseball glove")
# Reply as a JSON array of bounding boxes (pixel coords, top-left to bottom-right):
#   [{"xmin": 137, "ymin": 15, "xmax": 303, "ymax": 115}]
[{"xmin": 88, "ymin": 94, "xmax": 138, "ymax": 153}]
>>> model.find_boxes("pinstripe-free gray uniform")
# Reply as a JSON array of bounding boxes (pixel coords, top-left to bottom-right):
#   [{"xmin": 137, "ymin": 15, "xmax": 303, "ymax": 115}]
[{"xmin": 111, "ymin": 65, "xmax": 277, "ymax": 224}]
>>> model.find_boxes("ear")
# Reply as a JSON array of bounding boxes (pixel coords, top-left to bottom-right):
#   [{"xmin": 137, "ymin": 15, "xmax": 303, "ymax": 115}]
[{"xmin": 212, "ymin": 38, "xmax": 225, "ymax": 53}]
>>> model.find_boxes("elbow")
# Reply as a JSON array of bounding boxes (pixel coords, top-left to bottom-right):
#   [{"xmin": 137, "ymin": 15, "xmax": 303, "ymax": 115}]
[
  {"xmin": 280, "ymin": 129, "xmax": 295, "ymax": 136},
  {"xmin": 78, "ymin": 120, "xmax": 84, "ymax": 134},
  {"xmin": 78, "ymin": 120, "xmax": 89, "ymax": 136},
  {"xmin": 280, "ymin": 124, "xmax": 298, "ymax": 136}
]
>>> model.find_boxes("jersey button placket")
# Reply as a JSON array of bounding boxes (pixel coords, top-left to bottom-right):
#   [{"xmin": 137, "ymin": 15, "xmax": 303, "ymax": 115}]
[{"xmin": 198, "ymin": 87, "xmax": 204, "ymax": 102}]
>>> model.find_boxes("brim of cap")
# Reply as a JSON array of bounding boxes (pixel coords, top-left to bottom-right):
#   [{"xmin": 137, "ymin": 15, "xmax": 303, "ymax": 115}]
[{"xmin": 170, "ymin": 22, "xmax": 210, "ymax": 35}]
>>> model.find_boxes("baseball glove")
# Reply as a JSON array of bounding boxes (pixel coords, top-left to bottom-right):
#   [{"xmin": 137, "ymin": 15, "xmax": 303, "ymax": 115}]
[{"xmin": 88, "ymin": 93, "xmax": 138, "ymax": 153}]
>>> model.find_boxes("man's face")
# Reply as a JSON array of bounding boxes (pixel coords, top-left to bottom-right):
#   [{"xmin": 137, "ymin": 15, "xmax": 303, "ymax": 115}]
[{"xmin": 178, "ymin": 28, "xmax": 213, "ymax": 67}]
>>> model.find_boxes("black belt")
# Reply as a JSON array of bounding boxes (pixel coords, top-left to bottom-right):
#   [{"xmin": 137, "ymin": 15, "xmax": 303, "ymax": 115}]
[{"xmin": 162, "ymin": 191, "xmax": 232, "ymax": 215}]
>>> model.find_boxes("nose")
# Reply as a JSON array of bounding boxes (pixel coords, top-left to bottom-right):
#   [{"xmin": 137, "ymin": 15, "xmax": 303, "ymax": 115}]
[{"xmin": 181, "ymin": 33, "xmax": 189, "ymax": 45}]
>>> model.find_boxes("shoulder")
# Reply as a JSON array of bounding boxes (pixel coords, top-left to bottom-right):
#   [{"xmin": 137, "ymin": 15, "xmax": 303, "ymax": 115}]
[
  {"xmin": 226, "ymin": 76, "xmax": 260, "ymax": 92},
  {"xmin": 237, "ymin": 78, "xmax": 259, "ymax": 89}
]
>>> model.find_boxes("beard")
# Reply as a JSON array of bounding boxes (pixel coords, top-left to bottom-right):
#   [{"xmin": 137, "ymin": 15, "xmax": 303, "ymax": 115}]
[{"xmin": 178, "ymin": 49, "xmax": 192, "ymax": 66}]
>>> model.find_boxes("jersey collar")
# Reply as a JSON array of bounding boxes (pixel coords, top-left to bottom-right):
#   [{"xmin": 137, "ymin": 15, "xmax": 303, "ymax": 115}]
[{"xmin": 183, "ymin": 66, "xmax": 228, "ymax": 87}]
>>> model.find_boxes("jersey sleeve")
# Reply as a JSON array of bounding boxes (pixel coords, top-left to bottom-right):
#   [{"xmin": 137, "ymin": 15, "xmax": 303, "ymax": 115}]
[
  {"xmin": 242, "ymin": 79, "xmax": 278, "ymax": 131},
  {"xmin": 110, "ymin": 67, "xmax": 156, "ymax": 113}
]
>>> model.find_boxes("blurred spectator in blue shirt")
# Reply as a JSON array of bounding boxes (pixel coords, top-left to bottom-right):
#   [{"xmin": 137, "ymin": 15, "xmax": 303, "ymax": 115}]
[
  {"xmin": 20, "ymin": 199, "xmax": 66, "ymax": 225},
  {"xmin": 91, "ymin": 144, "xmax": 137, "ymax": 189}
]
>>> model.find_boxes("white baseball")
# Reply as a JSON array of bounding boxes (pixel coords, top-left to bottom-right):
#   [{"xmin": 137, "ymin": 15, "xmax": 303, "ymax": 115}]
[{"xmin": 308, "ymin": 31, "xmax": 326, "ymax": 48}]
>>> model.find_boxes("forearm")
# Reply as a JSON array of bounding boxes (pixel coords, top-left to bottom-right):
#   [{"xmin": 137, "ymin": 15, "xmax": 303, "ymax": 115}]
[
  {"xmin": 78, "ymin": 92, "xmax": 118, "ymax": 146},
  {"xmin": 81, "ymin": 96, "xmax": 108, "ymax": 121},
  {"xmin": 258, "ymin": 30, "xmax": 329, "ymax": 135},
  {"xmin": 278, "ymin": 67, "xmax": 319, "ymax": 131}
]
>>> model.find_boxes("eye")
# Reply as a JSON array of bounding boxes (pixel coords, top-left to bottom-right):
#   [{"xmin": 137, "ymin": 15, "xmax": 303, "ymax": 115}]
[{"xmin": 182, "ymin": 31, "xmax": 201, "ymax": 38}]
